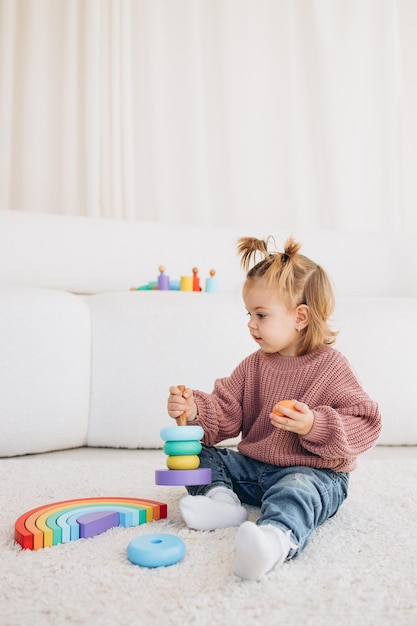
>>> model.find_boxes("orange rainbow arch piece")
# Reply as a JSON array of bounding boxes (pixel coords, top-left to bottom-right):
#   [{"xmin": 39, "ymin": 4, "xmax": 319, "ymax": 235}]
[{"xmin": 14, "ymin": 497, "xmax": 168, "ymax": 550}]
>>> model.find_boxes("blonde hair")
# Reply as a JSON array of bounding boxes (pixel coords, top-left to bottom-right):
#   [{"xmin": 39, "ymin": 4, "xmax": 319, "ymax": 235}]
[{"xmin": 237, "ymin": 235, "xmax": 338, "ymax": 355}]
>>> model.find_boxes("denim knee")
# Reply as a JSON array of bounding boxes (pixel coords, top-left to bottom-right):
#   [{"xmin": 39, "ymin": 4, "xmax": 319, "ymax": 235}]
[
  {"xmin": 186, "ymin": 444, "xmax": 235, "ymax": 496},
  {"xmin": 259, "ymin": 467, "xmax": 349, "ymax": 556}
]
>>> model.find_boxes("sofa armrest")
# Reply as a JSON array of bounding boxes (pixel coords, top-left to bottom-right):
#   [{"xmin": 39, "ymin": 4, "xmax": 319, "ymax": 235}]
[{"xmin": 0, "ymin": 286, "xmax": 91, "ymax": 457}]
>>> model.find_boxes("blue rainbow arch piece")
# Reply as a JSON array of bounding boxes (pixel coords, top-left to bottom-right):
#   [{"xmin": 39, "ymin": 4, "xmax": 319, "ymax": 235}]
[{"xmin": 14, "ymin": 497, "xmax": 168, "ymax": 550}]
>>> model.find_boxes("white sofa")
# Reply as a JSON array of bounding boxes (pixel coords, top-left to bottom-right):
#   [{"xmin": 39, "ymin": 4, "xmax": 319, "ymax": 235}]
[{"xmin": 1, "ymin": 209, "xmax": 416, "ymax": 457}]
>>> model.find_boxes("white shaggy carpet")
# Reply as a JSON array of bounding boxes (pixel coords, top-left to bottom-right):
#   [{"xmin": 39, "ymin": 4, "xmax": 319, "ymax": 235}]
[{"xmin": 1, "ymin": 447, "xmax": 416, "ymax": 626}]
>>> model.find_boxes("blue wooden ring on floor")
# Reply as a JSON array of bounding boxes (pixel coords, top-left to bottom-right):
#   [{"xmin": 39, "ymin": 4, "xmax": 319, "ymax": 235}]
[
  {"xmin": 155, "ymin": 467, "xmax": 212, "ymax": 486},
  {"xmin": 163, "ymin": 440, "xmax": 202, "ymax": 456},
  {"xmin": 127, "ymin": 533, "xmax": 185, "ymax": 568},
  {"xmin": 160, "ymin": 425, "xmax": 204, "ymax": 442}
]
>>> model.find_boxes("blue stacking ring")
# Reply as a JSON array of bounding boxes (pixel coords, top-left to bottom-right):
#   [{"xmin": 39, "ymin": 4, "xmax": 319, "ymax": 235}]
[
  {"xmin": 127, "ymin": 533, "xmax": 186, "ymax": 568},
  {"xmin": 160, "ymin": 425, "xmax": 204, "ymax": 442}
]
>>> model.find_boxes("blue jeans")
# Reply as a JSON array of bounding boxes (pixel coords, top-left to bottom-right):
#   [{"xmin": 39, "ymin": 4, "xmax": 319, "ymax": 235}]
[{"xmin": 187, "ymin": 445, "xmax": 349, "ymax": 558}]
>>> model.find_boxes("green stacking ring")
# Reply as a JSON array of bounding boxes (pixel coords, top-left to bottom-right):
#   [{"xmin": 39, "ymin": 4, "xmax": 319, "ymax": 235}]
[{"xmin": 163, "ymin": 440, "xmax": 202, "ymax": 456}]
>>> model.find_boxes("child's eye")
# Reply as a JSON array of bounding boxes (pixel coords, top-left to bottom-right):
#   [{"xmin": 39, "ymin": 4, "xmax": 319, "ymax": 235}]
[{"xmin": 245, "ymin": 311, "xmax": 265, "ymax": 319}]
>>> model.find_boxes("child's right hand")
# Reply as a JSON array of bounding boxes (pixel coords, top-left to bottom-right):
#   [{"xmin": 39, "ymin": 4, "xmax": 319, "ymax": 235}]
[{"xmin": 167, "ymin": 386, "xmax": 198, "ymax": 423}]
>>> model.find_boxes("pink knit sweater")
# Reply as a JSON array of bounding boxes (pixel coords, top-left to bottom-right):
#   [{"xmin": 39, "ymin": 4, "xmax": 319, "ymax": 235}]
[{"xmin": 192, "ymin": 346, "xmax": 382, "ymax": 472}]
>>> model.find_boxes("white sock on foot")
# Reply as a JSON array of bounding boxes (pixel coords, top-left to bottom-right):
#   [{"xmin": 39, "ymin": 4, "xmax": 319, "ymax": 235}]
[
  {"xmin": 234, "ymin": 521, "xmax": 296, "ymax": 580},
  {"xmin": 179, "ymin": 487, "xmax": 248, "ymax": 531}
]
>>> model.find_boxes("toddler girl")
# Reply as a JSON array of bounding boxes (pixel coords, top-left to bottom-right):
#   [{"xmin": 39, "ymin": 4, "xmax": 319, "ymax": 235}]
[{"xmin": 167, "ymin": 236, "xmax": 381, "ymax": 580}]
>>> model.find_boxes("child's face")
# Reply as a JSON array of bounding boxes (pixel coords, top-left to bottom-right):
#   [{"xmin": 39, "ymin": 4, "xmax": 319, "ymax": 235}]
[{"xmin": 243, "ymin": 278, "xmax": 300, "ymax": 357}]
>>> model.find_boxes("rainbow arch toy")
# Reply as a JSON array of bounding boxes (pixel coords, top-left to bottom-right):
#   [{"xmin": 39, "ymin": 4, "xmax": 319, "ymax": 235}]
[{"xmin": 14, "ymin": 497, "xmax": 168, "ymax": 550}]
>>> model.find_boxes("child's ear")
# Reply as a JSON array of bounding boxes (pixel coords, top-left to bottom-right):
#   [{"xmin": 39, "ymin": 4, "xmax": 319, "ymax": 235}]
[{"xmin": 295, "ymin": 304, "xmax": 309, "ymax": 330}]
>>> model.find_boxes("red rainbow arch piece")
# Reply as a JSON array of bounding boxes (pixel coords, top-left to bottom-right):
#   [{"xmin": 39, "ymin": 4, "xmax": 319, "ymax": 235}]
[{"xmin": 14, "ymin": 497, "xmax": 168, "ymax": 550}]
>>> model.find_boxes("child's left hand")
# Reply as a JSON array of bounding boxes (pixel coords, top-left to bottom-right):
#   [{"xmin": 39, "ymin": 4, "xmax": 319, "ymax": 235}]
[{"xmin": 270, "ymin": 401, "xmax": 314, "ymax": 436}]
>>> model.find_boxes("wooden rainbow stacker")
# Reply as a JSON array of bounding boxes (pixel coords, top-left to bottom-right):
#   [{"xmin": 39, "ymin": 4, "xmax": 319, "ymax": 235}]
[{"xmin": 14, "ymin": 497, "xmax": 167, "ymax": 550}]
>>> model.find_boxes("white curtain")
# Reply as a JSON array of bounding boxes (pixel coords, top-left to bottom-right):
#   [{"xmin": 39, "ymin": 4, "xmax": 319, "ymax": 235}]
[{"xmin": 0, "ymin": 0, "xmax": 416, "ymax": 233}]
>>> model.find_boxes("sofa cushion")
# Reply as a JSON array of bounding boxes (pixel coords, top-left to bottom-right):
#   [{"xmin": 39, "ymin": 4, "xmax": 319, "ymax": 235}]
[
  {"xmin": 85, "ymin": 291, "xmax": 417, "ymax": 449},
  {"xmin": 85, "ymin": 291, "xmax": 253, "ymax": 449},
  {"xmin": 334, "ymin": 297, "xmax": 417, "ymax": 445}
]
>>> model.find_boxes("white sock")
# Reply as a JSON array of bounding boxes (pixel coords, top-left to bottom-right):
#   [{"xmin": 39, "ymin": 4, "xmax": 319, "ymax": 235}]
[
  {"xmin": 234, "ymin": 521, "xmax": 296, "ymax": 580},
  {"xmin": 179, "ymin": 487, "xmax": 248, "ymax": 531}
]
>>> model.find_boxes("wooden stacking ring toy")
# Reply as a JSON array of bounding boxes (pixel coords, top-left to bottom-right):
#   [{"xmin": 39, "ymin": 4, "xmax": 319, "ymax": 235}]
[
  {"xmin": 155, "ymin": 467, "xmax": 212, "ymax": 486},
  {"xmin": 127, "ymin": 533, "xmax": 185, "ymax": 568},
  {"xmin": 160, "ymin": 425, "xmax": 204, "ymax": 441},
  {"xmin": 163, "ymin": 440, "xmax": 202, "ymax": 456},
  {"xmin": 155, "ymin": 385, "xmax": 212, "ymax": 487}
]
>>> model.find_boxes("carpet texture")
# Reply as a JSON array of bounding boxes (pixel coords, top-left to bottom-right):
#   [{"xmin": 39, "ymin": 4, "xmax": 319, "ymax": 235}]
[{"xmin": 1, "ymin": 449, "xmax": 416, "ymax": 626}]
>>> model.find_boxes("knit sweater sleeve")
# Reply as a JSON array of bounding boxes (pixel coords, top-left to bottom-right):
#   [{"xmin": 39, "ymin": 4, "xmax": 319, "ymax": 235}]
[
  {"xmin": 191, "ymin": 357, "xmax": 250, "ymax": 445},
  {"xmin": 299, "ymin": 352, "xmax": 381, "ymax": 458},
  {"xmin": 190, "ymin": 347, "xmax": 382, "ymax": 472}
]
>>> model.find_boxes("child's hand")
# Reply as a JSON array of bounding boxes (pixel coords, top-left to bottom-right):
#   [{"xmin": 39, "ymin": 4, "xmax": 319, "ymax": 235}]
[
  {"xmin": 167, "ymin": 386, "xmax": 198, "ymax": 423},
  {"xmin": 270, "ymin": 400, "xmax": 314, "ymax": 436}
]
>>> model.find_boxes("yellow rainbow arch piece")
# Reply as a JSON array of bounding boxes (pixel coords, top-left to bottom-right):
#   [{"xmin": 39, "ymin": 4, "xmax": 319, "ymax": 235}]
[{"xmin": 14, "ymin": 497, "xmax": 168, "ymax": 550}]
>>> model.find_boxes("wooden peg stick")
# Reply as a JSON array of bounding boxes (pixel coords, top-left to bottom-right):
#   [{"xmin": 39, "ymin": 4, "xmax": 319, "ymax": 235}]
[{"xmin": 176, "ymin": 385, "xmax": 187, "ymax": 426}]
